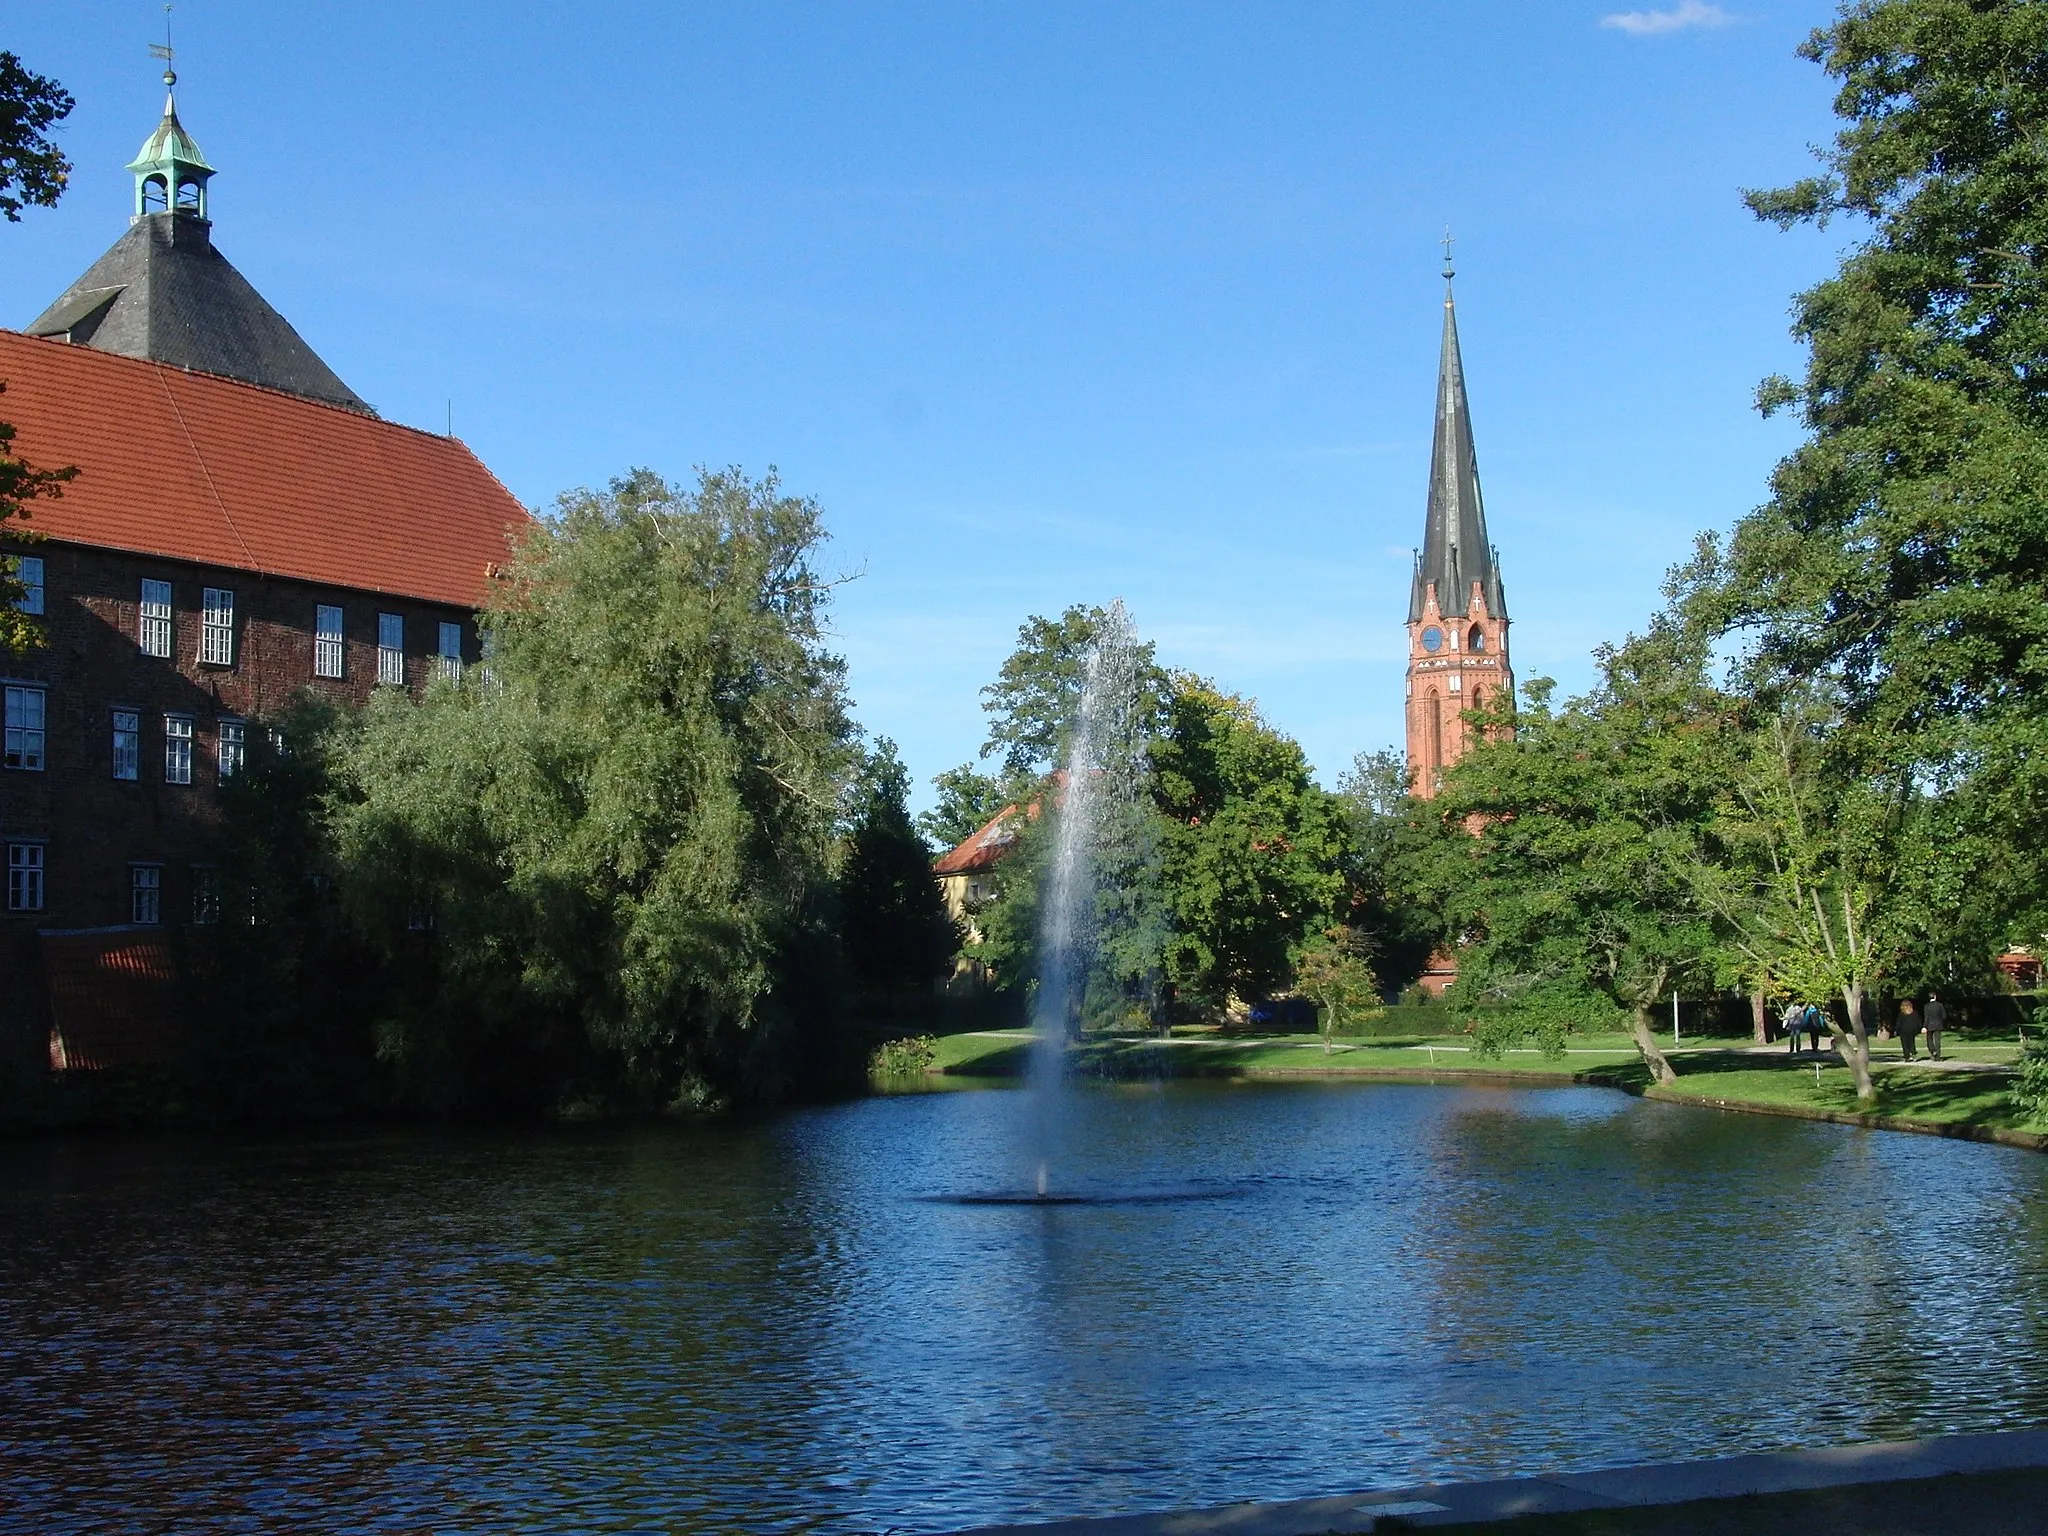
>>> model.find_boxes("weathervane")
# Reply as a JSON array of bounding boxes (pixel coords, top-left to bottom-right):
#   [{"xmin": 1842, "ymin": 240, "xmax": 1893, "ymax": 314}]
[{"xmin": 150, "ymin": 5, "xmax": 176, "ymax": 90}]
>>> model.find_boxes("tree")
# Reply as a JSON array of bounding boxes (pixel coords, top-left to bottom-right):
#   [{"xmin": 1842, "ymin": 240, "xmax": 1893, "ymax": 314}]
[
  {"xmin": 0, "ymin": 53, "xmax": 71, "ymax": 222},
  {"xmin": 918, "ymin": 762, "xmax": 1006, "ymax": 849},
  {"xmin": 841, "ymin": 739, "xmax": 963, "ymax": 998},
  {"xmin": 1334, "ymin": 748, "xmax": 1438, "ymax": 996},
  {"xmin": 325, "ymin": 468, "xmax": 860, "ymax": 1110},
  {"xmin": 1675, "ymin": 0, "xmax": 2048, "ymax": 950},
  {"xmin": 0, "ymin": 56, "xmax": 75, "ymax": 649},
  {"xmin": 1294, "ymin": 924, "xmax": 1381, "ymax": 1054},
  {"xmin": 979, "ymin": 604, "xmax": 1166, "ymax": 775},
  {"xmin": 1152, "ymin": 676, "xmax": 1353, "ymax": 1014},
  {"xmin": 1401, "ymin": 652, "xmax": 1731, "ymax": 1086}
]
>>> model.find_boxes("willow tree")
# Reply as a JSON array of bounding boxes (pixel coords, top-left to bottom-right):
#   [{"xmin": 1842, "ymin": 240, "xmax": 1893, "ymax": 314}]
[{"xmin": 327, "ymin": 469, "xmax": 860, "ymax": 1109}]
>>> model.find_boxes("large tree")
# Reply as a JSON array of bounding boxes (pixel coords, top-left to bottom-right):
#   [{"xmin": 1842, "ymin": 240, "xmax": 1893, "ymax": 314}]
[
  {"xmin": 326, "ymin": 468, "xmax": 860, "ymax": 1109},
  {"xmin": 1675, "ymin": 0, "xmax": 2048, "ymax": 944}
]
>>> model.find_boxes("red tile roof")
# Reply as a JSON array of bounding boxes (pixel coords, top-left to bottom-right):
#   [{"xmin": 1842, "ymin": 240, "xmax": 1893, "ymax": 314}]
[
  {"xmin": 41, "ymin": 928, "xmax": 181, "ymax": 1072},
  {"xmin": 933, "ymin": 804, "xmax": 1026, "ymax": 876},
  {"xmin": 0, "ymin": 330, "xmax": 530, "ymax": 608}
]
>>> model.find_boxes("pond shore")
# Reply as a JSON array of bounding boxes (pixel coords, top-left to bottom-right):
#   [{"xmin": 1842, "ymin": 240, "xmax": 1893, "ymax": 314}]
[{"xmin": 911, "ymin": 1028, "xmax": 2045, "ymax": 1151}]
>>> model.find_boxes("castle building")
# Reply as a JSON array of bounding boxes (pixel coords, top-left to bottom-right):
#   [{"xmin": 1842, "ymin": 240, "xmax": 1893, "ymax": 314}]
[
  {"xmin": 0, "ymin": 71, "xmax": 526, "ymax": 1068},
  {"xmin": 1405, "ymin": 260, "xmax": 1511, "ymax": 797}
]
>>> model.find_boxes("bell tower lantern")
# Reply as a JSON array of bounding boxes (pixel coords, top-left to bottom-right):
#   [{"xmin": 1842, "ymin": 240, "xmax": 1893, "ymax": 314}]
[
  {"xmin": 127, "ymin": 63, "xmax": 213, "ymax": 223},
  {"xmin": 1405, "ymin": 245, "xmax": 1512, "ymax": 798}
]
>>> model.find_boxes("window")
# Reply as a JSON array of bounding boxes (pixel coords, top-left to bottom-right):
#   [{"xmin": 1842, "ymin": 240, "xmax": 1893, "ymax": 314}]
[
  {"xmin": 377, "ymin": 612, "xmax": 405, "ymax": 686},
  {"xmin": 112, "ymin": 709, "xmax": 140, "ymax": 781},
  {"xmin": 140, "ymin": 579, "xmax": 173, "ymax": 657},
  {"xmin": 437, "ymin": 621, "xmax": 463, "ymax": 682},
  {"xmin": 192, "ymin": 868, "xmax": 220, "ymax": 925},
  {"xmin": 218, "ymin": 719, "xmax": 245, "ymax": 780},
  {"xmin": 200, "ymin": 587, "xmax": 235, "ymax": 666},
  {"xmin": 164, "ymin": 714, "xmax": 193, "ymax": 785},
  {"xmin": 4, "ymin": 685, "xmax": 46, "ymax": 771},
  {"xmin": 314, "ymin": 604, "xmax": 345, "ymax": 679},
  {"xmin": 11, "ymin": 555, "xmax": 44, "ymax": 615},
  {"xmin": 131, "ymin": 865, "xmax": 162, "ymax": 926},
  {"xmin": 7, "ymin": 843, "xmax": 44, "ymax": 912}
]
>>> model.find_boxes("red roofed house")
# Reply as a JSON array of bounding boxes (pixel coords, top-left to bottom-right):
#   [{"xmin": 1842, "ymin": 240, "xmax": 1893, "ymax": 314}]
[{"xmin": 1, "ymin": 78, "xmax": 528, "ymax": 1069}]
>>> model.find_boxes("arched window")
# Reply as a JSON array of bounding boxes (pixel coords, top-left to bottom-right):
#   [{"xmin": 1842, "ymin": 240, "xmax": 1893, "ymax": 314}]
[
  {"xmin": 174, "ymin": 177, "xmax": 203, "ymax": 213},
  {"xmin": 1469, "ymin": 625, "xmax": 1486, "ymax": 652},
  {"xmin": 1428, "ymin": 690, "xmax": 1443, "ymax": 773},
  {"xmin": 141, "ymin": 175, "xmax": 169, "ymax": 214}
]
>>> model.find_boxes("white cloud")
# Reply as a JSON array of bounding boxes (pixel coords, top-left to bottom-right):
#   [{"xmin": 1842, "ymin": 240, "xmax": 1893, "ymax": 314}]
[{"xmin": 1600, "ymin": 1, "xmax": 1733, "ymax": 36}]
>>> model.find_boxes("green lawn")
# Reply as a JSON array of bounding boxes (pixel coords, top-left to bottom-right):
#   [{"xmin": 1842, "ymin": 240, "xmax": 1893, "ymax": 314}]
[{"xmin": 892, "ymin": 1025, "xmax": 2042, "ymax": 1146}]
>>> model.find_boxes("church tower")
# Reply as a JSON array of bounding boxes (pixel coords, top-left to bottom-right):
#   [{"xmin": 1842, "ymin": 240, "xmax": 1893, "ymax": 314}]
[{"xmin": 1405, "ymin": 250, "xmax": 1511, "ymax": 797}]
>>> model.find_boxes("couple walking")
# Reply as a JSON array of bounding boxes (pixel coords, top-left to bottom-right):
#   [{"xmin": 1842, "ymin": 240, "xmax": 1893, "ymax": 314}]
[
  {"xmin": 1781, "ymin": 1001, "xmax": 1830, "ymax": 1055},
  {"xmin": 1893, "ymin": 993, "xmax": 1947, "ymax": 1061}
]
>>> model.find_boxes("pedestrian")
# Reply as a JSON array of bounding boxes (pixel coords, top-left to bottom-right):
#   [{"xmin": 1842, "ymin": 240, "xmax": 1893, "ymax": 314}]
[
  {"xmin": 1896, "ymin": 998, "xmax": 1921, "ymax": 1062},
  {"xmin": 1805, "ymin": 1002, "xmax": 1827, "ymax": 1055},
  {"xmin": 1925, "ymin": 992, "xmax": 1946, "ymax": 1061},
  {"xmin": 1782, "ymin": 999, "xmax": 1805, "ymax": 1054}
]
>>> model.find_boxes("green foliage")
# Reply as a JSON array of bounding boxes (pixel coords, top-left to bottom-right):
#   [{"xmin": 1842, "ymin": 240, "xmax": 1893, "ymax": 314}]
[
  {"xmin": 0, "ymin": 52, "xmax": 71, "ymax": 222},
  {"xmin": 0, "ymin": 395, "xmax": 73, "ymax": 655},
  {"xmin": 868, "ymin": 1034, "xmax": 937, "ymax": 1078},
  {"xmin": 2014, "ymin": 1031, "xmax": 2048, "ymax": 1126},
  {"xmin": 918, "ymin": 762, "xmax": 1006, "ymax": 849},
  {"xmin": 324, "ymin": 468, "xmax": 861, "ymax": 1110},
  {"xmin": 979, "ymin": 604, "xmax": 1167, "ymax": 775},
  {"xmin": 1153, "ymin": 676, "xmax": 1352, "ymax": 1011},
  {"xmin": 841, "ymin": 739, "xmax": 962, "ymax": 996},
  {"xmin": 1335, "ymin": 748, "xmax": 1438, "ymax": 995},
  {"xmin": 1398, "ymin": 652, "xmax": 1729, "ymax": 1084},
  {"xmin": 1293, "ymin": 924, "xmax": 1381, "ymax": 1053}
]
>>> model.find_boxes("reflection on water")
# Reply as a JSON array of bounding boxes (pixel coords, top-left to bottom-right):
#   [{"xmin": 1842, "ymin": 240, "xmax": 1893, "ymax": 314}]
[{"xmin": 2, "ymin": 1083, "xmax": 2045, "ymax": 1534}]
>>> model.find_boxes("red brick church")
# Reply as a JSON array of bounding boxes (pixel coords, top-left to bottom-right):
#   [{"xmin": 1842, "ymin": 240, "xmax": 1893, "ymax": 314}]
[{"xmin": 1, "ymin": 71, "xmax": 527, "ymax": 1068}]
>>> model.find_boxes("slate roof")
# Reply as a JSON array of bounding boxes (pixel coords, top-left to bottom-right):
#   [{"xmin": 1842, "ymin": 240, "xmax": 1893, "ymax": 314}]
[
  {"xmin": 24, "ymin": 212, "xmax": 371, "ymax": 414},
  {"xmin": 0, "ymin": 330, "xmax": 528, "ymax": 609},
  {"xmin": 1410, "ymin": 279, "xmax": 1508, "ymax": 623}
]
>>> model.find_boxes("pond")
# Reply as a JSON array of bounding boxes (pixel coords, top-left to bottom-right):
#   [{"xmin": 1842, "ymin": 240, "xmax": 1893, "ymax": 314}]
[{"xmin": 3, "ymin": 1081, "xmax": 2046, "ymax": 1534}]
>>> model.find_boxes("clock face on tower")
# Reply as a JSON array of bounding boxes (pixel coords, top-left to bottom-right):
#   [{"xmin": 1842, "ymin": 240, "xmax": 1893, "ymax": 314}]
[{"xmin": 1421, "ymin": 626, "xmax": 1444, "ymax": 653}]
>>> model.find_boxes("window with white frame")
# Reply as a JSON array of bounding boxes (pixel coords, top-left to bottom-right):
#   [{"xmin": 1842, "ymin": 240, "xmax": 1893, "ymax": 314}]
[
  {"xmin": 218, "ymin": 719, "xmax": 245, "ymax": 780},
  {"xmin": 377, "ymin": 612, "xmax": 404, "ymax": 686},
  {"xmin": 7, "ymin": 843, "xmax": 44, "ymax": 912},
  {"xmin": 437, "ymin": 621, "xmax": 463, "ymax": 681},
  {"xmin": 314, "ymin": 604, "xmax": 345, "ymax": 679},
  {"xmin": 192, "ymin": 867, "xmax": 220, "ymax": 925},
  {"xmin": 112, "ymin": 709, "xmax": 140, "ymax": 781},
  {"xmin": 200, "ymin": 587, "xmax": 235, "ymax": 666},
  {"xmin": 11, "ymin": 555, "xmax": 44, "ymax": 615},
  {"xmin": 164, "ymin": 714, "xmax": 193, "ymax": 785},
  {"xmin": 139, "ymin": 579, "xmax": 173, "ymax": 657},
  {"xmin": 131, "ymin": 865, "xmax": 162, "ymax": 925},
  {"xmin": 4, "ymin": 685, "xmax": 46, "ymax": 770}
]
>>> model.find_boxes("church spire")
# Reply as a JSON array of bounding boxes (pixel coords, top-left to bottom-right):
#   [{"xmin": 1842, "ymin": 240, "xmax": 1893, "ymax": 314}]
[
  {"xmin": 128, "ymin": 24, "xmax": 214, "ymax": 224},
  {"xmin": 1408, "ymin": 246, "xmax": 1506, "ymax": 624}
]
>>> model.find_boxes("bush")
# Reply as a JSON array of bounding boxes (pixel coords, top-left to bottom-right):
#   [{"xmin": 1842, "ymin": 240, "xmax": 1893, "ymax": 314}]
[
  {"xmin": 2014, "ymin": 1032, "xmax": 2048, "ymax": 1127},
  {"xmin": 869, "ymin": 1035, "xmax": 937, "ymax": 1078}
]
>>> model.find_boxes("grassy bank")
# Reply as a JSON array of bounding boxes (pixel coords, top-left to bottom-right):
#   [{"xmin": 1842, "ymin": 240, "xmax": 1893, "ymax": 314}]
[{"xmin": 888, "ymin": 1026, "xmax": 2043, "ymax": 1149}]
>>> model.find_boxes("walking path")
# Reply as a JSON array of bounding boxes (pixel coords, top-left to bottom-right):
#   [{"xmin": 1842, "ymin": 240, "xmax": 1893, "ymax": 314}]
[{"xmin": 943, "ymin": 1429, "xmax": 2048, "ymax": 1535}]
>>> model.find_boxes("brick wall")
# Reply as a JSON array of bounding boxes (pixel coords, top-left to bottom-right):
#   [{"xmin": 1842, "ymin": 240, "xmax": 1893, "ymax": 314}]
[{"xmin": 1, "ymin": 537, "xmax": 475, "ymax": 942}]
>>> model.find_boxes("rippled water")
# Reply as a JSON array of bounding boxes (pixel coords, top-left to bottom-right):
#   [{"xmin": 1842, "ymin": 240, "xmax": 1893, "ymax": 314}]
[{"xmin": 3, "ymin": 1081, "xmax": 2046, "ymax": 1534}]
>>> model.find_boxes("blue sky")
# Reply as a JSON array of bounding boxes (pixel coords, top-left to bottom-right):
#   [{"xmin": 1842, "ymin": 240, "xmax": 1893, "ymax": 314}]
[{"xmin": 5, "ymin": 2, "xmax": 1846, "ymax": 817}]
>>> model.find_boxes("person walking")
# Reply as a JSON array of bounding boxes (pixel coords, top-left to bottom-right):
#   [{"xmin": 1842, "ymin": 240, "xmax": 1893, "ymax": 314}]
[
  {"xmin": 1782, "ymin": 1000, "xmax": 1806, "ymax": 1054},
  {"xmin": 1896, "ymin": 998, "xmax": 1922, "ymax": 1062},
  {"xmin": 1925, "ymin": 992, "xmax": 1946, "ymax": 1061},
  {"xmin": 1805, "ymin": 1002, "xmax": 1828, "ymax": 1055}
]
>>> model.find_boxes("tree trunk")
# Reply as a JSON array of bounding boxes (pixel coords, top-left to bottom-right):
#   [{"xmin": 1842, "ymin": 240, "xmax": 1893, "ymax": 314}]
[
  {"xmin": 1628, "ymin": 1006, "xmax": 1678, "ymax": 1086},
  {"xmin": 1751, "ymin": 989, "xmax": 1768, "ymax": 1045},
  {"xmin": 1836, "ymin": 980, "xmax": 1875, "ymax": 1105}
]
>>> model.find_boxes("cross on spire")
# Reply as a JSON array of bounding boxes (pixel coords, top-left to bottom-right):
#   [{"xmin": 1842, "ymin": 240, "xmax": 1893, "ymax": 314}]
[{"xmin": 1442, "ymin": 226, "xmax": 1455, "ymax": 283}]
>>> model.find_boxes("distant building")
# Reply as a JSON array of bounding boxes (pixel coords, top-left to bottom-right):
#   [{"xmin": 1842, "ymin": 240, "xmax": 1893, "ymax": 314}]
[
  {"xmin": 1, "ymin": 71, "xmax": 527, "ymax": 1069},
  {"xmin": 1403, "ymin": 256, "xmax": 1513, "ymax": 997}
]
